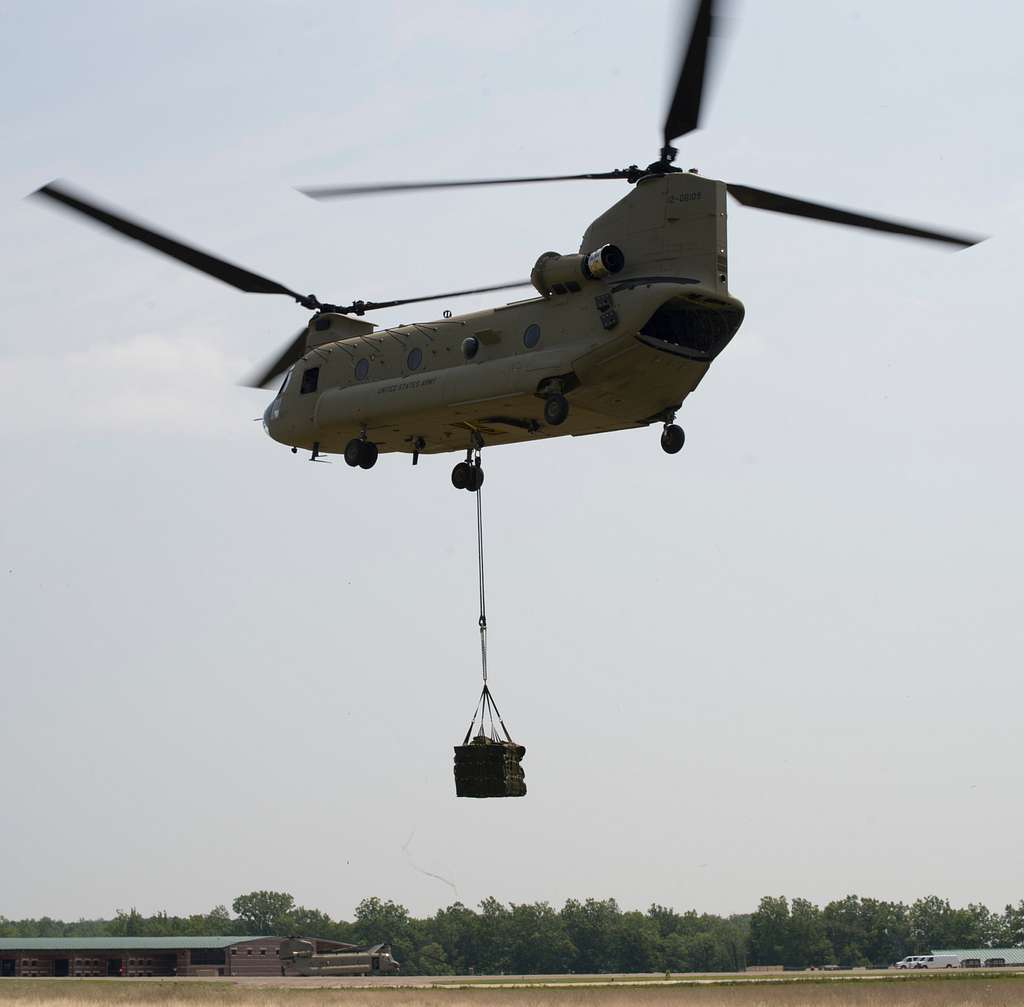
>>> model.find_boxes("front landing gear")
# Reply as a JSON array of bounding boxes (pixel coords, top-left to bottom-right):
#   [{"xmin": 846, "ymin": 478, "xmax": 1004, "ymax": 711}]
[
  {"xmin": 344, "ymin": 437, "xmax": 378, "ymax": 469},
  {"xmin": 660, "ymin": 422, "xmax": 685, "ymax": 455},
  {"xmin": 543, "ymin": 392, "xmax": 569, "ymax": 426}
]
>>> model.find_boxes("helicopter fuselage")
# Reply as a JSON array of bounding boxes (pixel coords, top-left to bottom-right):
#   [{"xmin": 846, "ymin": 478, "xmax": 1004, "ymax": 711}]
[{"xmin": 263, "ymin": 171, "xmax": 745, "ymax": 459}]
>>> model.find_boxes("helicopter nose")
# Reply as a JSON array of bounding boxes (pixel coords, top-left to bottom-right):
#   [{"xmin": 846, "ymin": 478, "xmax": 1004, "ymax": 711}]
[{"xmin": 262, "ymin": 399, "xmax": 279, "ymax": 436}]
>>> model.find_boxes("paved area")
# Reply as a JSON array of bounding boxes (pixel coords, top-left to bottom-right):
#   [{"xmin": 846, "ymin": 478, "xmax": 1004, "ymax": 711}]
[
  {"xmin": 17, "ymin": 968, "xmax": 1024, "ymax": 990},
  {"xmin": 216, "ymin": 968, "xmax": 1024, "ymax": 989}
]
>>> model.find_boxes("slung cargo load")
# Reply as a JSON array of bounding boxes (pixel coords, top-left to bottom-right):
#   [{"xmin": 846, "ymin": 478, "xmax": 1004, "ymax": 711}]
[{"xmin": 454, "ymin": 685, "xmax": 526, "ymax": 799}]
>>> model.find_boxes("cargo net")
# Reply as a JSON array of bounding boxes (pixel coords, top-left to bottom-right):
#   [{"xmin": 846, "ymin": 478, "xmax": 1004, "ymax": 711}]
[
  {"xmin": 453, "ymin": 453, "xmax": 526, "ymax": 798},
  {"xmin": 454, "ymin": 684, "xmax": 526, "ymax": 799}
]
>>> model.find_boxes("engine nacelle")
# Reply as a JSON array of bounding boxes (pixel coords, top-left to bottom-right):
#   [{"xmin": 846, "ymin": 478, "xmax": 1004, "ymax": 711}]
[{"xmin": 530, "ymin": 243, "xmax": 624, "ymax": 297}]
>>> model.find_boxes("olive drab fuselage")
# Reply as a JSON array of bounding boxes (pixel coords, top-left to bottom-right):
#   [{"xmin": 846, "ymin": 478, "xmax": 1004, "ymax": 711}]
[{"xmin": 263, "ymin": 171, "xmax": 745, "ymax": 457}]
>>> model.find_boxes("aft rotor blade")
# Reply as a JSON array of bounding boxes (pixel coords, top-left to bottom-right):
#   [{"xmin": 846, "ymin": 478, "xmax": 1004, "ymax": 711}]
[
  {"xmin": 241, "ymin": 328, "xmax": 308, "ymax": 389},
  {"xmin": 298, "ymin": 171, "xmax": 631, "ymax": 200},
  {"xmin": 32, "ymin": 181, "xmax": 308, "ymax": 299},
  {"xmin": 663, "ymin": 0, "xmax": 716, "ymax": 146},
  {"xmin": 726, "ymin": 183, "xmax": 985, "ymax": 248},
  {"xmin": 351, "ymin": 279, "xmax": 533, "ymax": 314}
]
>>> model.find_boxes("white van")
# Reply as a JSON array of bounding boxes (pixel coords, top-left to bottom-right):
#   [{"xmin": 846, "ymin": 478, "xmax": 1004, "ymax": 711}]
[
  {"xmin": 915, "ymin": 955, "xmax": 961, "ymax": 969},
  {"xmin": 894, "ymin": 956, "xmax": 925, "ymax": 969}
]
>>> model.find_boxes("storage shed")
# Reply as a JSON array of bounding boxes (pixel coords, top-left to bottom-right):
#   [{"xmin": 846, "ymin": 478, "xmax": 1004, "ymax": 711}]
[{"xmin": 0, "ymin": 935, "xmax": 349, "ymax": 978}]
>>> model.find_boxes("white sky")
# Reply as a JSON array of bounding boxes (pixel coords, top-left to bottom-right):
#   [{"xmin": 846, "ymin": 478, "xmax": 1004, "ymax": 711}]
[{"xmin": 1, "ymin": 0, "xmax": 1022, "ymax": 923}]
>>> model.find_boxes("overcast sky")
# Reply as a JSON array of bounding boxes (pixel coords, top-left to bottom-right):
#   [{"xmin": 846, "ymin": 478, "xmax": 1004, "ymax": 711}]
[{"xmin": 2, "ymin": 0, "xmax": 1022, "ymax": 924}]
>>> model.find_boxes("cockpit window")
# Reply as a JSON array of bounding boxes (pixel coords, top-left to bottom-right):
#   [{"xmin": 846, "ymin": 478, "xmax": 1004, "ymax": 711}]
[
  {"xmin": 278, "ymin": 366, "xmax": 294, "ymax": 395},
  {"xmin": 300, "ymin": 367, "xmax": 320, "ymax": 395}
]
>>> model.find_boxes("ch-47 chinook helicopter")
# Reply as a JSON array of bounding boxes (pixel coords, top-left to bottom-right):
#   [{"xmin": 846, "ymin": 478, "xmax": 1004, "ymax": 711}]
[{"xmin": 32, "ymin": 1, "xmax": 983, "ymax": 492}]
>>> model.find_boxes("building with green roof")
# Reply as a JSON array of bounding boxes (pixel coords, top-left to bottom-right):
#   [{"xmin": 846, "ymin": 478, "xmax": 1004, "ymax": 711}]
[
  {"xmin": 933, "ymin": 948, "xmax": 1024, "ymax": 967},
  {"xmin": 0, "ymin": 935, "xmax": 349, "ymax": 978}
]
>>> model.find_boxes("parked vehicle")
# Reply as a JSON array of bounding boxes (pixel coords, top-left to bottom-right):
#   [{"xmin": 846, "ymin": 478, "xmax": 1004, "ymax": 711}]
[
  {"xmin": 915, "ymin": 955, "xmax": 961, "ymax": 969},
  {"xmin": 894, "ymin": 957, "xmax": 926, "ymax": 969}
]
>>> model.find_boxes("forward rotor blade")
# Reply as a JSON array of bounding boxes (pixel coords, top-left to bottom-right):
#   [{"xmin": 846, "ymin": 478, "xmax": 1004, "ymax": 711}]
[
  {"xmin": 32, "ymin": 181, "xmax": 307, "ymax": 299},
  {"xmin": 298, "ymin": 171, "xmax": 630, "ymax": 201},
  {"xmin": 241, "ymin": 328, "xmax": 308, "ymax": 389},
  {"xmin": 352, "ymin": 279, "xmax": 533, "ymax": 314},
  {"xmin": 663, "ymin": 0, "xmax": 716, "ymax": 146},
  {"xmin": 726, "ymin": 183, "xmax": 985, "ymax": 248}
]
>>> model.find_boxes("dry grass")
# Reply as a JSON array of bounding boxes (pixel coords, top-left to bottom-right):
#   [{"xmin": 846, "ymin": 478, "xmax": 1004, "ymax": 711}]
[{"xmin": 1, "ymin": 977, "xmax": 1023, "ymax": 1007}]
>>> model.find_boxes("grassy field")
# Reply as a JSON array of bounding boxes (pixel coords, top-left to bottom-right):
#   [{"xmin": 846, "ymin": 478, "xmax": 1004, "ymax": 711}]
[{"xmin": 1, "ymin": 973, "xmax": 1024, "ymax": 1007}]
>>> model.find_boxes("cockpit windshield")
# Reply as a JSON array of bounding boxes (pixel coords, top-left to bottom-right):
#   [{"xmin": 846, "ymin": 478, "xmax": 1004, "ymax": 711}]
[{"xmin": 278, "ymin": 366, "xmax": 294, "ymax": 395}]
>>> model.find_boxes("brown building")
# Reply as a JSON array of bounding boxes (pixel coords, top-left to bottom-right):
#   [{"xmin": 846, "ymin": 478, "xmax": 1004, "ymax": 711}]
[{"xmin": 0, "ymin": 935, "xmax": 348, "ymax": 978}]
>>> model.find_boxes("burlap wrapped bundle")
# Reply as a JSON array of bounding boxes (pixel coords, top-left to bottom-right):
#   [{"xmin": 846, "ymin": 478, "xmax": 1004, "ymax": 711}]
[{"xmin": 454, "ymin": 735, "xmax": 527, "ymax": 798}]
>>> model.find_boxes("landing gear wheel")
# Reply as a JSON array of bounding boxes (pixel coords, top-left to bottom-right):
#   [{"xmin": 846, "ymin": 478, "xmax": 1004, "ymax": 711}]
[
  {"xmin": 358, "ymin": 441, "xmax": 378, "ymax": 469},
  {"xmin": 466, "ymin": 464, "xmax": 484, "ymax": 492},
  {"xmin": 344, "ymin": 438, "xmax": 363, "ymax": 467},
  {"xmin": 452, "ymin": 462, "xmax": 471, "ymax": 490},
  {"xmin": 661, "ymin": 424, "xmax": 685, "ymax": 454},
  {"xmin": 543, "ymin": 393, "xmax": 569, "ymax": 426}
]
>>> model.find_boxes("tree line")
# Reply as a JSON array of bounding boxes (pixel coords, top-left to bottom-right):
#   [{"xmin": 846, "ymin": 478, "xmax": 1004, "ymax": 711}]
[{"xmin": 2, "ymin": 893, "xmax": 1022, "ymax": 974}]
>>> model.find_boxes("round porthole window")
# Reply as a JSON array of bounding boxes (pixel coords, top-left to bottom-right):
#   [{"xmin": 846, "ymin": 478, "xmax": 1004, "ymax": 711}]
[
  {"xmin": 523, "ymin": 323, "xmax": 541, "ymax": 348},
  {"xmin": 407, "ymin": 347, "xmax": 423, "ymax": 371},
  {"xmin": 355, "ymin": 358, "xmax": 370, "ymax": 381}
]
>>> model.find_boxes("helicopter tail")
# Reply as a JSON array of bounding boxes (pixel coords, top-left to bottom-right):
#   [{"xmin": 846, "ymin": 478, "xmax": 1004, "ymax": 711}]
[{"xmin": 580, "ymin": 171, "xmax": 729, "ymax": 295}]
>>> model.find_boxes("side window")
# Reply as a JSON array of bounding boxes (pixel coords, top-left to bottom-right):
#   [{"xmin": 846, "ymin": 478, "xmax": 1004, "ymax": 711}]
[{"xmin": 300, "ymin": 366, "xmax": 320, "ymax": 394}]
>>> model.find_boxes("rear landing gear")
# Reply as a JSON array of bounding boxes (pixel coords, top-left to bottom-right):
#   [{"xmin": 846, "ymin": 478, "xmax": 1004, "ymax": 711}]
[
  {"xmin": 661, "ymin": 423, "xmax": 685, "ymax": 455},
  {"xmin": 344, "ymin": 437, "xmax": 378, "ymax": 469},
  {"xmin": 452, "ymin": 458, "xmax": 484, "ymax": 492},
  {"xmin": 452, "ymin": 438, "xmax": 485, "ymax": 492}
]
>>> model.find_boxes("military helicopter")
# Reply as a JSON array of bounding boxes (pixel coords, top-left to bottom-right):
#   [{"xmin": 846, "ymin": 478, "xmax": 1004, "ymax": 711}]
[{"xmin": 31, "ymin": 1, "xmax": 982, "ymax": 492}]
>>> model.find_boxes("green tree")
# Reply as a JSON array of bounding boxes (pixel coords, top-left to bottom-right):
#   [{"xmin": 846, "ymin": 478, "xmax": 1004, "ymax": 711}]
[
  {"xmin": 908, "ymin": 895, "xmax": 983, "ymax": 951},
  {"xmin": 647, "ymin": 904, "xmax": 683, "ymax": 938},
  {"xmin": 1001, "ymin": 901, "xmax": 1024, "ymax": 947},
  {"xmin": 614, "ymin": 910, "xmax": 661, "ymax": 972},
  {"xmin": 560, "ymin": 898, "xmax": 621, "ymax": 972},
  {"xmin": 748, "ymin": 896, "xmax": 790, "ymax": 966},
  {"xmin": 108, "ymin": 908, "xmax": 146, "ymax": 937},
  {"xmin": 231, "ymin": 891, "xmax": 295, "ymax": 935},
  {"xmin": 475, "ymin": 897, "xmax": 513, "ymax": 974},
  {"xmin": 681, "ymin": 932, "xmax": 722, "ymax": 972},
  {"xmin": 823, "ymin": 896, "xmax": 910, "ymax": 967},
  {"xmin": 788, "ymin": 898, "xmax": 834, "ymax": 967},
  {"xmin": 660, "ymin": 932, "xmax": 692, "ymax": 971},
  {"xmin": 507, "ymin": 902, "xmax": 575, "ymax": 973},
  {"xmin": 718, "ymin": 916, "xmax": 750, "ymax": 972},
  {"xmin": 351, "ymin": 897, "xmax": 411, "ymax": 944},
  {"xmin": 285, "ymin": 907, "xmax": 344, "ymax": 940},
  {"xmin": 946, "ymin": 904, "xmax": 988, "ymax": 948},
  {"xmin": 352, "ymin": 897, "xmax": 415, "ymax": 969},
  {"xmin": 417, "ymin": 942, "xmax": 454, "ymax": 975},
  {"xmin": 427, "ymin": 902, "xmax": 481, "ymax": 974},
  {"xmin": 205, "ymin": 905, "xmax": 233, "ymax": 934}
]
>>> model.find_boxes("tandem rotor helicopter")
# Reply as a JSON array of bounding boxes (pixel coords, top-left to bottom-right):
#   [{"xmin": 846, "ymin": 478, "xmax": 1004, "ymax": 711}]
[{"xmin": 32, "ymin": 0, "xmax": 983, "ymax": 492}]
